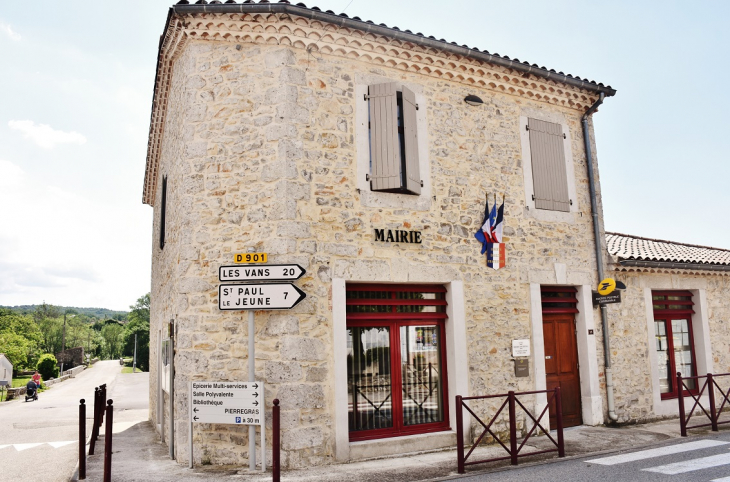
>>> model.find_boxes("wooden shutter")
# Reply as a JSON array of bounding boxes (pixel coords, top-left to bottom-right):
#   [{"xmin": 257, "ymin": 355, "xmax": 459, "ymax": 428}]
[
  {"xmin": 528, "ymin": 118, "xmax": 570, "ymax": 212},
  {"xmin": 368, "ymin": 83, "xmax": 401, "ymax": 191},
  {"xmin": 401, "ymin": 86, "xmax": 421, "ymax": 195}
]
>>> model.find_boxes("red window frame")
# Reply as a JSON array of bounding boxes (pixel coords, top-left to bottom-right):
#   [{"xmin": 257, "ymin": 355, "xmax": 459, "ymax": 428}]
[
  {"xmin": 652, "ymin": 291, "xmax": 698, "ymax": 400},
  {"xmin": 346, "ymin": 284, "xmax": 450, "ymax": 441}
]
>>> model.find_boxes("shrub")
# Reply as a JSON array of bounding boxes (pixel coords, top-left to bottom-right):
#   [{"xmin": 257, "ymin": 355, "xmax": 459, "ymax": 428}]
[{"xmin": 37, "ymin": 354, "xmax": 59, "ymax": 380}]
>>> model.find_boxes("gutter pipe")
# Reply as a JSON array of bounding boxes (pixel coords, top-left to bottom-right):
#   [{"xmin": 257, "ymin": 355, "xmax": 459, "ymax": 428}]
[{"xmin": 582, "ymin": 92, "xmax": 618, "ymax": 422}]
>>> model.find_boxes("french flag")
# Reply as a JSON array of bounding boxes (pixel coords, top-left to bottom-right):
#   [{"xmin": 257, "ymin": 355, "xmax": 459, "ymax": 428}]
[{"xmin": 486, "ymin": 197, "xmax": 505, "ymax": 270}]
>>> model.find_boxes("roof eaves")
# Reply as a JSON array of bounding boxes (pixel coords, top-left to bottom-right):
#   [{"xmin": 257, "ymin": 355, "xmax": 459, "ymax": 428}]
[{"xmin": 171, "ymin": 1, "xmax": 616, "ymax": 97}]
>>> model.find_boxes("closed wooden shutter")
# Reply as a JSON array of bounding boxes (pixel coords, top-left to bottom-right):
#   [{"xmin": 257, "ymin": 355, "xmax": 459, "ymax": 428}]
[
  {"xmin": 401, "ymin": 86, "xmax": 421, "ymax": 195},
  {"xmin": 368, "ymin": 83, "xmax": 401, "ymax": 191},
  {"xmin": 528, "ymin": 118, "xmax": 570, "ymax": 212}
]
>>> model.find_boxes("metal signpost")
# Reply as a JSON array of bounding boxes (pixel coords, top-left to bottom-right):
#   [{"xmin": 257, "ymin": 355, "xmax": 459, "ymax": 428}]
[
  {"xmin": 189, "ymin": 381, "xmax": 265, "ymax": 469},
  {"xmin": 206, "ymin": 252, "xmax": 307, "ymax": 473}
]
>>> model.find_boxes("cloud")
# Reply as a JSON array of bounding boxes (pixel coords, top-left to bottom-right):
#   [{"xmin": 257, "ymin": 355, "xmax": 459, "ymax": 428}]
[
  {"xmin": 0, "ymin": 21, "xmax": 21, "ymax": 41},
  {"xmin": 0, "ymin": 159, "xmax": 25, "ymax": 187},
  {"xmin": 8, "ymin": 120, "xmax": 87, "ymax": 149}
]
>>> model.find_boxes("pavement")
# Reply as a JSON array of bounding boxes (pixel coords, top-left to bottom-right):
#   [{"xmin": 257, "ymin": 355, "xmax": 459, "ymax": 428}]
[{"xmin": 76, "ymin": 377, "xmax": 729, "ymax": 482}]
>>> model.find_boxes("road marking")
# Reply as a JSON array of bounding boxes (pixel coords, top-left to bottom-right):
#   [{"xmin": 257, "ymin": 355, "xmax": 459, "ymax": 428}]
[
  {"xmin": 0, "ymin": 441, "xmax": 75, "ymax": 451},
  {"xmin": 711, "ymin": 476, "xmax": 730, "ymax": 481},
  {"xmin": 585, "ymin": 440, "xmax": 729, "ymax": 465},
  {"xmin": 644, "ymin": 453, "xmax": 730, "ymax": 475},
  {"xmin": 48, "ymin": 441, "xmax": 74, "ymax": 448},
  {"xmin": 14, "ymin": 443, "xmax": 43, "ymax": 451}
]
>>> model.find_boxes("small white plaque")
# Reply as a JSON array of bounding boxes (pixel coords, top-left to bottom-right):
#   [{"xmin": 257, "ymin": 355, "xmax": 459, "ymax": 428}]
[{"xmin": 512, "ymin": 339, "xmax": 530, "ymax": 357}]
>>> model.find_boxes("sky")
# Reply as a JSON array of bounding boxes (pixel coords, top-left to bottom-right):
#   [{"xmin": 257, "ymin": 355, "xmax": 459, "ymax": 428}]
[{"xmin": 0, "ymin": 1, "xmax": 728, "ymax": 310}]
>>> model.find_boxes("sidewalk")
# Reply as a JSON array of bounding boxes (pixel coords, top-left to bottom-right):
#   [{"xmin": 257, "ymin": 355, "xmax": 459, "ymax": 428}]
[{"xmin": 78, "ymin": 402, "xmax": 703, "ymax": 482}]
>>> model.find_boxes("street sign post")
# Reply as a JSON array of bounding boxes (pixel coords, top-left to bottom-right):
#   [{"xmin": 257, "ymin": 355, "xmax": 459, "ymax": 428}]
[
  {"xmin": 219, "ymin": 283, "xmax": 307, "ymax": 310},
  {"xmin": 189, "ymin": 381, "xmax": 265, "ymax": 470},
  {"xmin": 219, "ymin": 264, "xmax": 306, "ymax": 282}
]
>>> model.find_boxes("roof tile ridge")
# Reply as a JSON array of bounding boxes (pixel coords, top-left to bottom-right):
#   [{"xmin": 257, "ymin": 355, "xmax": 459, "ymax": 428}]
[{"xmin": 605, "ymin": 231, "xmax": 730, "ymax": 253}]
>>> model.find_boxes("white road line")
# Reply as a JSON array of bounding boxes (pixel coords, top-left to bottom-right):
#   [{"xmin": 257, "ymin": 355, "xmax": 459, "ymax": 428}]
[
  {"xmin": 14, "ymin": 443, "xmax": 43, "ymax": 451},
  {"xmin": 644, "ymin": 453, "xmax": 730, "ymax": 475},
  {"xmin": 0, "ymin": 441, "xmax": 75, "ymax": 451},
  {"xmin": 585, "ymin": 440, "xmax": 729, "ymax": 465},
  {"xmin": 48, "ymin": 441, "xmax": 74, "ymax": 448},
  {"xmin": 710, "ymin": 476, "xmax": 730, "ymax": 481}
]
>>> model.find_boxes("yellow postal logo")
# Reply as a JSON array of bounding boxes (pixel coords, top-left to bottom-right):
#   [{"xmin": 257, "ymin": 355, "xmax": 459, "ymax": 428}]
[{"xmin": 597, "ymin": 278, "xmax": 616, "ymax": 296}]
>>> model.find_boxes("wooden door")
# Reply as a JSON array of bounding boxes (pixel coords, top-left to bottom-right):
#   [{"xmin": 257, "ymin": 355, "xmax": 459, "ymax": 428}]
[{"xmin": 543, "ymin": 314, "xmax": 582, "ymax": 428}]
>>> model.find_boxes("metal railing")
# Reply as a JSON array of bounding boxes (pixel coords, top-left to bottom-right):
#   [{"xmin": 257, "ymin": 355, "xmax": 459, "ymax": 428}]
[
  {"xmin": 678, "ymin": 372, "xmax": 730, "ymax": 436},
  {"xmin": 456, "ymin": 388, "xmax": 565, "ymax": 473}
]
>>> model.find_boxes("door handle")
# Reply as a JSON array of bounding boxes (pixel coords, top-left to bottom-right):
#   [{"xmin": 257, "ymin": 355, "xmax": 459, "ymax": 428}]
[{"xmin": 545, "ymin": 356, "xmax": 552, "ymax": 359}]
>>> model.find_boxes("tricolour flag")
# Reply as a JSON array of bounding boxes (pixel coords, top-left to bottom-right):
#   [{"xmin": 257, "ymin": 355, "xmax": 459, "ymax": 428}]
[
  {"xmin": 486, "ymin": 242, "xmax": 506, "ymax": 270},
  {"xmin": 474, "ymin": 194, "xmax": 493, "ymax": 254}
]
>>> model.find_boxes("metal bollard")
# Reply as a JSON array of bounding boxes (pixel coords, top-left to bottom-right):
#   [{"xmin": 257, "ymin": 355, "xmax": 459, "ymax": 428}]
[
  {"xmin": 273, "ymin": 399, "xmax": 280, "ymax": 482},
  {"xmin": 456, "ymin": 395, "xmax": 464, "ymax": 474},
  {"xmin": 103, "ymin": 399, "xmax": 113, "ymax": 482},
  {"xmin": 89, "ymin": 388, "xmax": 99, "ymax": 455},
  {"xmin": 79, "ymin": 399, "xmax": 86, "ymax": 480},
  {"xmin": 99, "ymin": 384, "xmax": 107, "ymax": 428}
]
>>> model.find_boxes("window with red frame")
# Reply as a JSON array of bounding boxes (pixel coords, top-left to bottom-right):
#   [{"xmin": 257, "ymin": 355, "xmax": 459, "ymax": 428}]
[
  {"xmin": 346, "ymin": 284, "xmax": 449, "ymax": 441},
  {"xmin": 653, "ymin": 291, "xmax": 697, "ymax": 399}
]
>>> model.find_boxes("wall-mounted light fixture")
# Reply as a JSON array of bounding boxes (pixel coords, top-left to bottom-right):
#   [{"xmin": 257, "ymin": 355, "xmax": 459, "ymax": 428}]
[{"xmin": 464, "ymin": 94, "xmax": 484, "ymax": 107}]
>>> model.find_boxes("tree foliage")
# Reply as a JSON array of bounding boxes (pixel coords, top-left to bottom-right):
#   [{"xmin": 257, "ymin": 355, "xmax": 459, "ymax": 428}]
[
  {"xmin": 37, "ymin": 353, "xmax": 59, "ymax": 380},
  {"xmin": 123, "ymin": 293, "xmax": 150, "ymax": 371}
]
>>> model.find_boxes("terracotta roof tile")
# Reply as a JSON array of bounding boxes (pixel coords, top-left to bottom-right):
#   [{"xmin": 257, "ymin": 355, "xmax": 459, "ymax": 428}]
[{"xmin": 606, "ymin": 232, "xmax": 730, "ymax": 266}]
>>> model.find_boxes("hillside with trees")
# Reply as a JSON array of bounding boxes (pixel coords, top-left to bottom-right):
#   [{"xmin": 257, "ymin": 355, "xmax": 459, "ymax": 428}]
[{"xmin": 0, "ymin": 294, "xmax": 150, "ymax": 376}]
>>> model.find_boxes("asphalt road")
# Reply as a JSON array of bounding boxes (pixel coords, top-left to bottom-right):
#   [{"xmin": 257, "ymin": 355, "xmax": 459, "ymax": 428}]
[
  {"xmin": 455, "ymin": 431, "xmax": 730, "ymax": 482},
  {"xmin": 0, "ymin": 361, "xmax": 124, "ymax": 482}
]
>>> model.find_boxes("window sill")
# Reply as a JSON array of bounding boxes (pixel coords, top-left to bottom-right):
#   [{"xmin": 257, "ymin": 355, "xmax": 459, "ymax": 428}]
[
  {"xmin": 524, "ymin": 207, "xmax": 577, "ymax": 224},
  {"xmin": 348, "ymin": 430, "xmax": 456, "ymax": 462}
]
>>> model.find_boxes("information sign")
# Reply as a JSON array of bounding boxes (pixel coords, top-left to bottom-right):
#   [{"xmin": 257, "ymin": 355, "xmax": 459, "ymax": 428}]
[
  {"xmin": 512, "ymin": 339, "xmax": 530, "ymax": 357},
  {"xmin": 190, "ymin": 381, "xmax": 264, "ymax": 425},
  {"xmin": 219, "ymin": 264, "xmax": 306, "ymax": 282},
  {"xmin": 219, "ymin": 283, "xmax": 307, "ymax": 310},
  {"xmin": 592, "ymin": 290, "xmax": 621, "ymax": 306}
]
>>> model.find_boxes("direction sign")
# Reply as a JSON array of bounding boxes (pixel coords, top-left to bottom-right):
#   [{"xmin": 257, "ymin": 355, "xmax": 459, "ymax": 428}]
[
  {"xmin": 219, "ymin": 283, "xmax": 306, "ymax": 311},
  {"xmin": 190, "ymin": 381, "xmax": 264, "ymax": 425},
  {"xmin": 219, "ymin": 264, "xmax": 306, "ymax": 282}
]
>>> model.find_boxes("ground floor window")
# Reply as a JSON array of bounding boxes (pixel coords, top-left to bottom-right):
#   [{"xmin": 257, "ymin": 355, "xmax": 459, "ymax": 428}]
[
  {"xmin": 653, "ymin": 291, "xmax": 697, "ymax": 399},
  {"xmin": 346, "ymin": 284, "xmax": 449, "ymax": 441}
]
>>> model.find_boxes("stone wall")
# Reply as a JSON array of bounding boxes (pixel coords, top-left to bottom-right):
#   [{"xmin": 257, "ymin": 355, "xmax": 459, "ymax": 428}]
[{"xmin": 147, "ymin": 14, "xmax": 611, "ymax": 468}]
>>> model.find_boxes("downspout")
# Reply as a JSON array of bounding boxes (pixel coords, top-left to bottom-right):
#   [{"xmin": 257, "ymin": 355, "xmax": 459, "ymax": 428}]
[{"xmin": 582, "ymin": 92, "xmax": 618, "ymax": 422}]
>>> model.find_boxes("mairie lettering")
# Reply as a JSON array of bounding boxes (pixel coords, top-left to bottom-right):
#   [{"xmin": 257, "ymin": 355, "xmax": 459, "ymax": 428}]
[{"xmin": 374, "ymin": 228, "xmax": 422, "ymax": 244}]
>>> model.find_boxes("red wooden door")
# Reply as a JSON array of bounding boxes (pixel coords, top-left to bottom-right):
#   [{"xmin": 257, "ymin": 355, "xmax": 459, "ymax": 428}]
[{"xmin": 543, "ymin": 314, "xmax": 582, "ymax": 428}]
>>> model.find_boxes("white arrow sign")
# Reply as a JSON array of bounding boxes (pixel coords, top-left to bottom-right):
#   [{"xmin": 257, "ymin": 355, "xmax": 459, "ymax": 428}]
[
  {"xmin": 219, "ymin": 283, "xmax": 306, "ymax": 311},
  {"xmin": 190, "ymin": 381, "xmax": 264, "ymax": 425},
  {"xmin": 218, "ymin": 264, "xmax": 306, "ymax": 282}
]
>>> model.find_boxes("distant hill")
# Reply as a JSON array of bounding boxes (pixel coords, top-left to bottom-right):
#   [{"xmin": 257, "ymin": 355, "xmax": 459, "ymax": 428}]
[{"xmin": 0, "ymin": 305, "xmax": 128, "ymax": 319}]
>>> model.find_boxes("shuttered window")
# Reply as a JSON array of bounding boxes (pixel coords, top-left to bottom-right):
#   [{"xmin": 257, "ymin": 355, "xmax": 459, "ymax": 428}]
[
  {"xmin": 367, "ymin": 83, "xmax": 421, "ymax": 195},
  {"xmin": 527, "ymin": 118, "xmax": 570, "ymax": 212}
]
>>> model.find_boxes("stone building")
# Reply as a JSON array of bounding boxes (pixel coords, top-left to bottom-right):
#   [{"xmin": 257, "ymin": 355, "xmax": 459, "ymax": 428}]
[{"xmin": 142, "ymin": 0, "xmax": 729, "ymax": 470}]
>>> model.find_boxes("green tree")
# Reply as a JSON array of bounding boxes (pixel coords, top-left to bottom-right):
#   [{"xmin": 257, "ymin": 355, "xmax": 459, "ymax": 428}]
[
  {"xmin": 37, "ymin": 353, "xmax": 59, "ymax": 380},
  {"xmin": 101, "ymin": 321, "xmax": 125, "ymax": 359},
  {"xmin": 0, "ymin": 332, "xmax": 33, "ymax": 374},
  {"xmin": 123, "ymin": 293, "xmax": 150, "ymax": 371}
]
